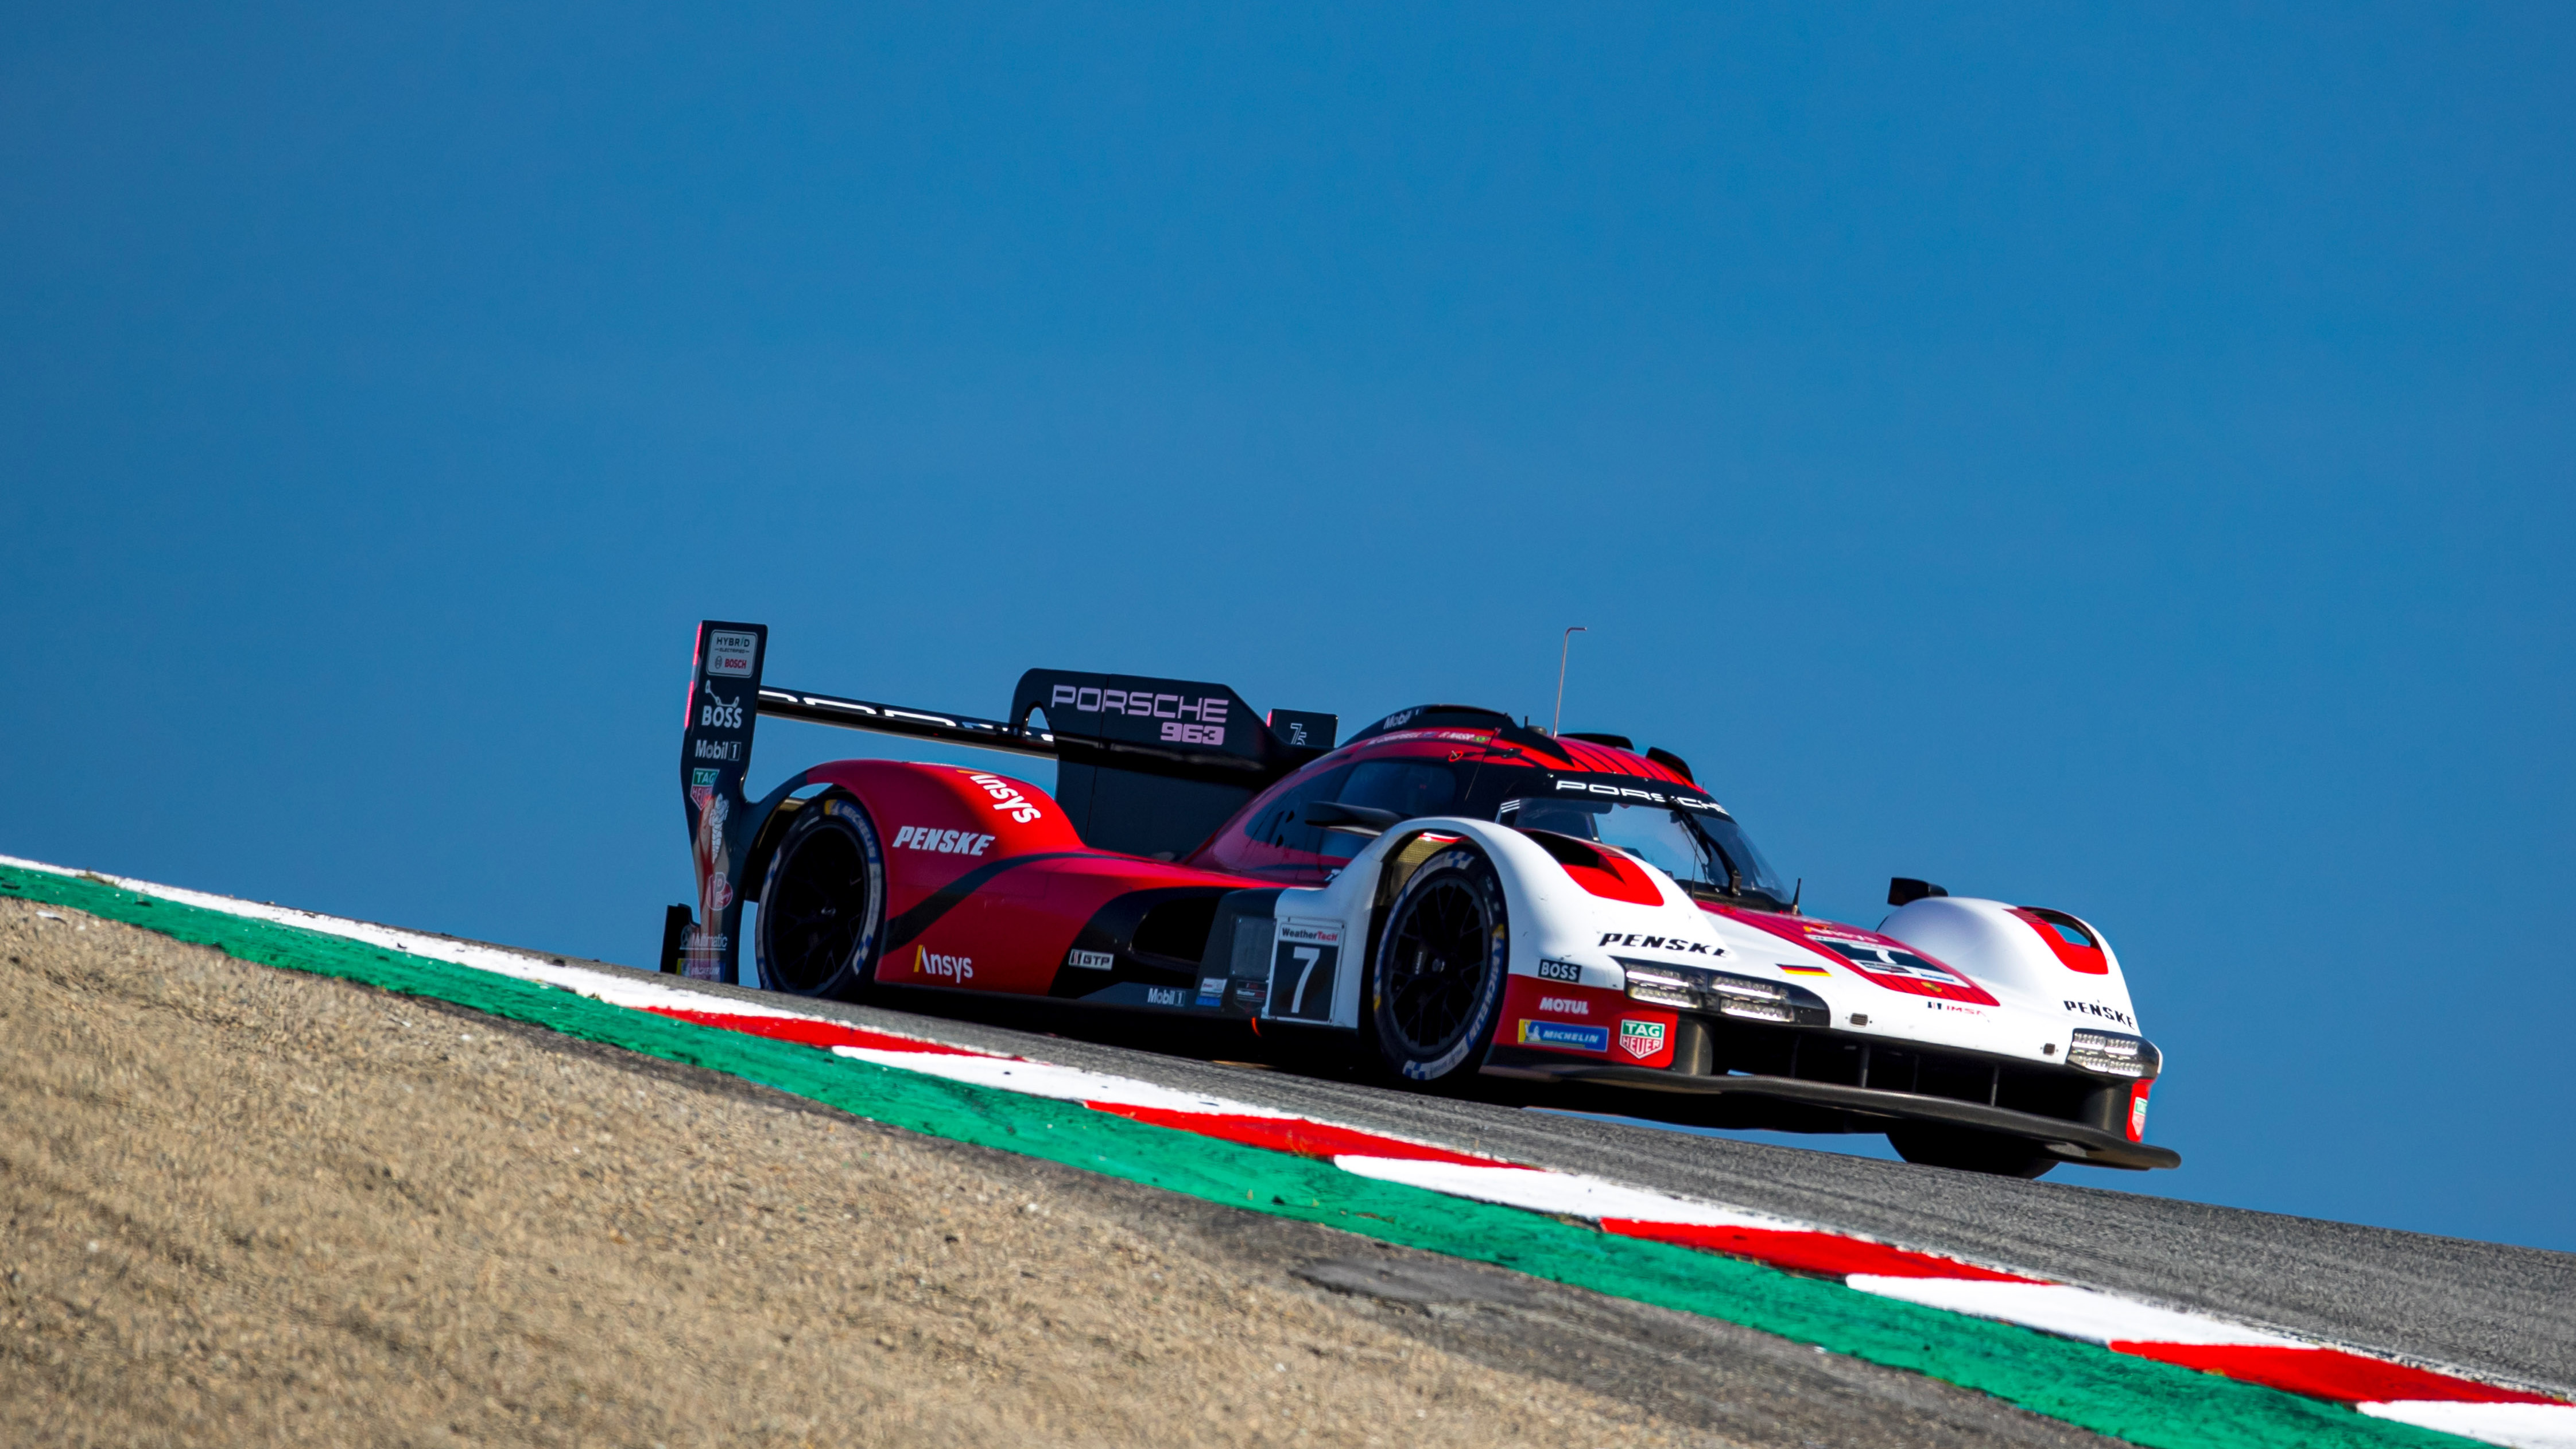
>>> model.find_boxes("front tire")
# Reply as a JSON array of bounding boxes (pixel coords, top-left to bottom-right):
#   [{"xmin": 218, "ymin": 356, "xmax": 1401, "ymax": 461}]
[
  {"xmin": 1887, "ymin": 1125, "xmax": 2059, "ymax": 1179},
  {"xmin": 1370, "ymin": 845, "xmax": 1511, "ymax": 1086},
  {"xmin": 755, "ymin": 793, "xmax": 886, "ymax": 1000}
]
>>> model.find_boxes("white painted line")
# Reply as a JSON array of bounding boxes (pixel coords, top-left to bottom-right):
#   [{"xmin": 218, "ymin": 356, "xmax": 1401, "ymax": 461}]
[
  {"xmin": 829, "ymin": 1046, "xmax": 1299, "ymax": 1118},
  {"xmin": 1334, "ymin": 1156, "xmax": 1791, "ymax": 1229},
  {"xmin": 1845, "ymin": 1277, "xmax": 2306, "ymax": 1347},
  {"xmin": 2359, "ymin": 1402, "xmax": 2576, "ymax": 1449}
]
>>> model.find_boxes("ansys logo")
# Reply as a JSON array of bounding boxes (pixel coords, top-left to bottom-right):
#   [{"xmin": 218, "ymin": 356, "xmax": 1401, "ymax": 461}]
[{"xmin": 914, "ymin": 946, "xmax": 973, "ymax": 982}]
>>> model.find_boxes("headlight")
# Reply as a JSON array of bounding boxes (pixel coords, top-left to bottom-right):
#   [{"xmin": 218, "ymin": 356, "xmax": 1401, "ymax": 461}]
[
  {"xmin": 2068, "ymin": 1029, "xmax": 2163, "ymax": 1079},
  {"xmin": 1616, "ymin": 959, "xmax": 1828, "ymax": 1027}
]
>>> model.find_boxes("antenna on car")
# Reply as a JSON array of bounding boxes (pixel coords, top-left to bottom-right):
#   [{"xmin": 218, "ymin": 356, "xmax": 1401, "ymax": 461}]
[{"xmin": 1551, "ymin": 626, "xmax": 1586, "ymax": 737}]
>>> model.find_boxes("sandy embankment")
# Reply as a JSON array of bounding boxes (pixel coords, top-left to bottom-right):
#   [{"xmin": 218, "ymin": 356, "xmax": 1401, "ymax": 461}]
[{"xmin": 0, "ymin": 897, "xmax": 1714, "ymax": 1448}]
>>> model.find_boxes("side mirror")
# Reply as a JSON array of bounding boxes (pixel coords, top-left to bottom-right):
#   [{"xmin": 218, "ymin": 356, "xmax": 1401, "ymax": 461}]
[
  {"xmin": 1307, "ymin": 801, "xmax": 1400, "ymax": 836},
  {"xmin": 1888, "ymin": 877, "xmax": 1949, "ymax": 907}
]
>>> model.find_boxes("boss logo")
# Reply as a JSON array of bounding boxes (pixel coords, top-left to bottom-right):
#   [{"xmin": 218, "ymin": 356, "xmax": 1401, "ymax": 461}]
[
  {"xmin": 1535, "ymin": 958, "xmax": 1583, "ymax": 984},
  {"xmin": 894, "ymin": 826, "xmax": 995, "ymax": 857},
  {"xmin": 698, "ymin": 688, "xmax": 744, "ymax": 730}
]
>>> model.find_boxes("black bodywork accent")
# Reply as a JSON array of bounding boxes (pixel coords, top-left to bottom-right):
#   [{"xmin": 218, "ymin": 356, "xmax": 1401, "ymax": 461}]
[
  {"xmin": 1888, "ymin": 877, "xmax": 1949, "ymax": 907},
  {"xmin": 1483, "ymin": 1012, "xmax": 2176, "ymax": 1170},
  {"xmin": 880, "ymin": 851, "xmax": 1096, "ymax": 954}
]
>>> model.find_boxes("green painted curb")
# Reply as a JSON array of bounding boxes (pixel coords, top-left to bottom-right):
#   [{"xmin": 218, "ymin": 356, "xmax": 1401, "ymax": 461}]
[{"xmin": 1, "ymin": 866, "xmax": 2481, "ymax": 1449}]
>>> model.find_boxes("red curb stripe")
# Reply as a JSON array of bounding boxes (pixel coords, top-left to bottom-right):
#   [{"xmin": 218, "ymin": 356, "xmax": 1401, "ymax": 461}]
[
  {"xmin": 1603, "ymin": 1219, "xmax": 2046, "ymax": 1283},
  {"xmin": 645, "ymin": 1007, "xmax": 987, "ymax": 1056},
  {"xmin": 2109, "ymin": 1344, "xmax": 2566, "ymax": 1406},
  {"xmin": 1081, "ymin": 1105, "xmax": 1511, "ymax": 1166}
]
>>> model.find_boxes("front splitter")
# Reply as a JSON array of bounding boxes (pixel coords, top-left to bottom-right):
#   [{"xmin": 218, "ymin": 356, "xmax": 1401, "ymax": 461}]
[{"xmin": 1482, "ymin": 1052, "xmax": 2181, "ymax": 1171}]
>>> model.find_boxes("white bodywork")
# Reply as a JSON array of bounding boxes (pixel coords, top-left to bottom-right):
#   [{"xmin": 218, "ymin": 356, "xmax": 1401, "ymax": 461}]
[{"xmin": 1251, "ymin": 817, "xmax": 2152, "ymax": 1078}]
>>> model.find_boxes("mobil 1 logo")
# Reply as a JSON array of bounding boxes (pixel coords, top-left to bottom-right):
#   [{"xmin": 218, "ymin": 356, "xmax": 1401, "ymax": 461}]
[{"xmin": 1268, "ymin": 917, "xmax": 1343, "ymax": 1022}]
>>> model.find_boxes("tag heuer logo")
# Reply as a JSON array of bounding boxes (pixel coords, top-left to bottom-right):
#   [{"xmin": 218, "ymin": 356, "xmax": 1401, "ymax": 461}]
[{"xmin": 1619, "ymin": 1019, "xmax": 1667, "ymax": 1059}]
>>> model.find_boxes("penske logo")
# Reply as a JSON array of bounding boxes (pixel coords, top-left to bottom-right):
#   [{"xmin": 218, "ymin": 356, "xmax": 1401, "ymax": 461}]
[{"xmin": 894, "ymin": 825, "xmax": 994, "ymax": 856}]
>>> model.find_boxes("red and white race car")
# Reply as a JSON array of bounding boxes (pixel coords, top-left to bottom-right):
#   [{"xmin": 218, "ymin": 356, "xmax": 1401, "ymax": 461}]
[{"xmin": 670, "ymin": 621, "xmax": 2174, "ymax": 1178}]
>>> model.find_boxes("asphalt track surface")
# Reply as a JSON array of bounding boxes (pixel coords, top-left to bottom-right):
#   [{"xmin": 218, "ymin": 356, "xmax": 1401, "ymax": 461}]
[{"xmin": 420, "ymin": 927, "xmax": 2576, "ymax": 1402}]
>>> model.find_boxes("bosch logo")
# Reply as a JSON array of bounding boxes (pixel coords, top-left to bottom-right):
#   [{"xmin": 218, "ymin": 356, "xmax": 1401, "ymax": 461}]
[
  {"xmin": 914, "ymin": 946, "xmax": 973, "ymax": 982},
  {"xmin": 894, "ymin": 825, "xmax": 994, "ymax": 857},
  {"xmin": 965, "ymin": 772, "xmax": 1043, "ymax": 825},
  {"xmin": 698, "ymin": 688, "xmax": 743, "ymax": 730}
]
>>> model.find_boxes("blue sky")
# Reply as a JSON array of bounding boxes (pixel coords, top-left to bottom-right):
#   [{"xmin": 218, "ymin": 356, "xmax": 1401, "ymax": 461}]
[{"xmin": 5, "ymin": 4, "xmax": 2570, "ymax": 1249}]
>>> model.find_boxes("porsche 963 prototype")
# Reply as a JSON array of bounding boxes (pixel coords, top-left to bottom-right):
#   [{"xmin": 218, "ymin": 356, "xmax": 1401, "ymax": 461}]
[{"xmin": 666, "ymin": 621, "xmax": 2174, "ymax": 1178}]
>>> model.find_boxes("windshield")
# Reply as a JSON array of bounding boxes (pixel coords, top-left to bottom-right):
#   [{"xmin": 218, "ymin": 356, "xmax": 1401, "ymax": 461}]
[{"xmin": 1499, "ymin": 792, "xmax": 1791, "ymax": 906}]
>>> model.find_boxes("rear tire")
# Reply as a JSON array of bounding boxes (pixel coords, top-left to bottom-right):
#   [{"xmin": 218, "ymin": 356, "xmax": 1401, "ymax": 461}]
[
  {"xmin": 755, "ymin": 793, "xmax": 886, "ymax": 1001},
  {"xmin": 1887, "ymin": 1125, "xmax": 2059, "ymax": 1179},
  {"xmin": 1370, "ymin": 845, "xmax": 1511, "ymax": 1087}
]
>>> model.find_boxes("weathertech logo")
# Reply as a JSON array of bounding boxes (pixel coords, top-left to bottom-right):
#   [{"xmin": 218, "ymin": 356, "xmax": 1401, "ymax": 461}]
[
  {"xmin": 894, "ymin": 825, "xmax": 995, "ymax": 857},
  {"xmin": 914, "ymin": 946, "xmax": 972, "ymax": 982}
]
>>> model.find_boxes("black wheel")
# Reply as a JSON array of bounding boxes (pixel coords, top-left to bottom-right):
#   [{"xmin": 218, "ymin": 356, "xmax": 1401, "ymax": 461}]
[
  {"xmin": 1887, "ymin": 1125, "xmax": 2059, "ymax": 1179},
  {"xmin": 755, "ymin": 794, "xmax": 885, "ymax": 1000},
  {"xmin": 1370, "ymin": 845, "xmax": 1511, "ymax": 1086}
]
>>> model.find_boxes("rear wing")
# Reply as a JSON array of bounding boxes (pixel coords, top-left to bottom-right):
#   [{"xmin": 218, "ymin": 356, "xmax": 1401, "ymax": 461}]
[{"xmin": 670, "ymin": 620, "xmax": 1337, "ymax": 978}]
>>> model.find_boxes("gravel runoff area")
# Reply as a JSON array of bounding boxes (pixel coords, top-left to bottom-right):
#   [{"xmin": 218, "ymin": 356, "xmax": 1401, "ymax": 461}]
[{"xmin": 0, "ymin": 896, "xmax": 2124, "ymax": 1449}]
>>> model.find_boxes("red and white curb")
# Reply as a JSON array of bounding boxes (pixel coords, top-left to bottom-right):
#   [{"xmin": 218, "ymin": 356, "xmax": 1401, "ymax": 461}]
[{"xmin": 11, "ymin": 857, "xmax": 2570, "ymax": 1449}]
